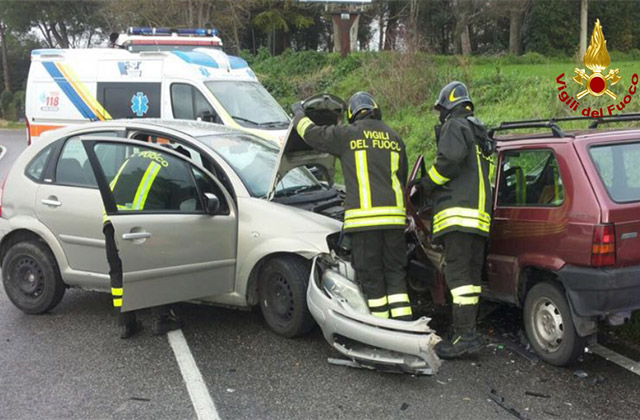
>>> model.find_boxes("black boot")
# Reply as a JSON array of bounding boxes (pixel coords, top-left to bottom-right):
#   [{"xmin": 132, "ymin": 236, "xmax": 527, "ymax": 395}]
[
  {"xmin": 435, "ymin": 331, "xmax": 484, "ymax": 359},
  {"xmin": 151, "ymin": 306, "xmax": 182, "ymax": 335},
  {"xmin": 118, "ymin": 310, "xmax": 142, "ymax": 339},
  {"xmin": 435, "ymin": 304, "xmax": 483, "ymax": 359}
]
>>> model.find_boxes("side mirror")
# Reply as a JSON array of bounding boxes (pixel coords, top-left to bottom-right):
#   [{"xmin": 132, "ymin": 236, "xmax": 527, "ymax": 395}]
[{"xmin": 204, "ymin": 192, "xmax": 221, "ymax": 215}]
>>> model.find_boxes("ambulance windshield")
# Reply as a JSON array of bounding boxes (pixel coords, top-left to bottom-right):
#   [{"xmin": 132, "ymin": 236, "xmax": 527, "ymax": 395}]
[{"xmin": 205, "ymin": 81, "xmax": 290, "ymax": 130}]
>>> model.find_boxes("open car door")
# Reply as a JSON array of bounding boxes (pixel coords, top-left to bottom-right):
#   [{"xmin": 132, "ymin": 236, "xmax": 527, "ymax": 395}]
[
  {"xmin": 82, "ymin": 138, "xmax": 238, "ymax": 312},
  {"xmin": 405, "ymin": 155, "xmax": 447, "ymax": 306}
]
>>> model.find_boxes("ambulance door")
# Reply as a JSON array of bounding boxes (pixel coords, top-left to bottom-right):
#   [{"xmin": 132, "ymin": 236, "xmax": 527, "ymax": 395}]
[{"xmin": 166, "ymin": 81, "xmax": 222, "ymax": 124}]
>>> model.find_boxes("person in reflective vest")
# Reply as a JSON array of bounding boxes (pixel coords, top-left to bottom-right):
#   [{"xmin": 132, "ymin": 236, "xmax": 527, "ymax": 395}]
[
  {"xmin": 292, "ymin": 92, "xmax": 412, "ymax": 321},
  {"xmin": 103, "ymin": 149, "xmax": 183, "ymax": 339},
  {"xmin": 410, "ymin": 81, "xmax": 492, "ymax": 358}
]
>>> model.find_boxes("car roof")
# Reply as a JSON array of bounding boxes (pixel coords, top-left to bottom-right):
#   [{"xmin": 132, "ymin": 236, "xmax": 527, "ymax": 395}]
[
  {"xmin": 38, "ymin": 119, "xmax": 254, "ymax": 144},
  {"xmin": 495, "ymin": 127, "xmax": 640, "ymax": 148}
]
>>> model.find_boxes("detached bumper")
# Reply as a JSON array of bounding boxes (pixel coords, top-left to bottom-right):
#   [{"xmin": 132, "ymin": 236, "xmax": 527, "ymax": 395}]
[
  {"xmin": 558, "ymin": 264, "xmax": 640, "ymax": 317},
  {"xmin": 307, "ymin": 257, "xmax": 441, "ymax": 375}
]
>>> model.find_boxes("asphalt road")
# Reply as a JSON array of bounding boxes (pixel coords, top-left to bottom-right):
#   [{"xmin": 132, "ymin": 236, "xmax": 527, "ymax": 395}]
[
  {"xmin": 0, "ymin": 128, "xmax": 27, "ymax": 180},
  {"xmin": 1, "ymin": 129, "xmax": 640, "ymax": 420}
]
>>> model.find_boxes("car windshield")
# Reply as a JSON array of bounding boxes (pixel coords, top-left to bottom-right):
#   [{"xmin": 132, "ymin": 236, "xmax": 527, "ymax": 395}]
[
  {"xmin": 205, "ymin": 81, "xmax": 290, "ymax": 130},
  {"xmin": 590, "ymin": 141, "xmax": 640, "ymax": 203},
  {"xmin": 198, "ymin": 133, "xmax": 320, "ymax": 198}
]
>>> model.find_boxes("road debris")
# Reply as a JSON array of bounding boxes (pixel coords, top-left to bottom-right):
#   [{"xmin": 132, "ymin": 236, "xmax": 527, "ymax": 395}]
[
  {"xmin": 573, "ymin": 370, "xmax": 588, "ymax": 378},
  {"xmin": 400, "ymin": 403, "xmax": 409, "ymax": 411},
  {"xmin": 226, "ymin": 388, "xmax": 235, "ymax": 393},
  {"xmin": 590, "ymin": 375, "xmax": 606, "ymax": 386},
  {"xmin": 489, "ymin": 389, "xmax": 529, "ymax": 420},
  {"xmin": 129, "ymin": 397, "xmax": 150, "ymax": 402},
  {"xmin": 525, "ymin": 390, "xmax": 551, "ymax": 398}
]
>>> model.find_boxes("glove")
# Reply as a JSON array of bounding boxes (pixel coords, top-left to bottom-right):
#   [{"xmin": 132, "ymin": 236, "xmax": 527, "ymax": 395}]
[
  {"xmin": 291, "ymin": 101, "xmax": 305, "ymax": 118},
  {"xmin": 407, "ymin": 178, "xmax": 423, "ymax": 192}
]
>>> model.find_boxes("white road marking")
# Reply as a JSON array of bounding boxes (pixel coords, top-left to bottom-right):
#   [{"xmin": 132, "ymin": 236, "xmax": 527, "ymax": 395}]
[
  {"xmin": 0, "ymin": 146, "xmax": 6, "ymax": 161},
  {"xmin": 167, "ymin": 329, "xmax": 221, "ymax": 420},
  {"xmin": 591, "ymin": 344, "xmax": 640, "ymax": 376}
]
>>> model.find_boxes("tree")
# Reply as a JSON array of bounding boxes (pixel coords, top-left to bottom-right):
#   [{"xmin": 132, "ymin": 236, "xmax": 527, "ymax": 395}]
[
  {"xmin": 0, "ymin": 22, "xmax": 10, "ymax": 92},
  {"xmin": 253, "ymin": 0, "xmax": 313, "ymax": 55}
]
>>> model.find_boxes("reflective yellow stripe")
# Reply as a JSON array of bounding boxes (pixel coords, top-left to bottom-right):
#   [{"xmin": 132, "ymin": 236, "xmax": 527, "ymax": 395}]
[
  {"xmin": 355, "ymin": 150, "xmax": 372, "ymax": 209},
  {"xmin": 111, "ymin": 287, "xmax": 123, "ymax": 297},
  {"xmin": 390, "ymin": 307, "xmax": 412, "ymax": 317},
  {"xmin": 112, "ymin": 298, "xmax": 122, "ymax": 307},
  {"xmin": 428, "ymin": 165, "xmax": 450, "ymax": 186},
  {"xmin": 343, "ymin": 216, "xmax": 405, "ymax": 229},
  {"xmin": 450, "ymin": 285, "xmax": 481, "ymax": 297},
  {"xmin": 132, "ymin": 162, "xmax": 161, "ymax": 210},
  {"xmin": 433, "ymin": 207, "xmax": 491, "ymax": 224},
  {"xmin": 371, "ymin": 310, "xmax": 390, "ymax": 319},
  {"xmin": 345, "ymin": 206, "xmax": 405, "ymax": 219},
  {"xmin": 452, "ymin": 295, "xmax": 479, "ymax": 305},
  {"xmin": 109, "ymin": 159, "xmax": 130, "ymax": 190},
  {"xmin": 296, "ymin": 116, "xmax": 313, "ymax": 137},
  {"xmin": 390, "ymin": 152, "xmax": 403, "ymax": 207},
  {"xmin": 102, "ymin": 211, "xmax": 109, "ymax": 224},
  {"xmin": 476, "ymin": 146, "xmax": 486, "ymax": 213},
  {"xmin": 388, "ymin": 293, "xmax": 410, "ymax": 304},
  {"xmin": 433, "ymin": 217, "xmax": 490, "ymax": 234},
  {"xmin": 368, "ymin": 296, "xmax": 388, "ymax": 308}
]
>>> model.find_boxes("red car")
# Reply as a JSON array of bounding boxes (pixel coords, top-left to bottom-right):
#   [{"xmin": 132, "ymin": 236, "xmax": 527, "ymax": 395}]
[{"xmin": 407, "ymin": 114, "xmax": 640, "ymax": 366}]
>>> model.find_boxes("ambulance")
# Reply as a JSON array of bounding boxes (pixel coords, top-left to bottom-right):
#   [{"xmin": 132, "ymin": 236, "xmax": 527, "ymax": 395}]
[{"xmin": 25, "ymin": 27, "xmax": 291, "ymax": 145}]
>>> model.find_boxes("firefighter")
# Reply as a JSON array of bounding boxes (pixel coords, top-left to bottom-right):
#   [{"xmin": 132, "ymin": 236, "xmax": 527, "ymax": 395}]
[
  {"xmin": 104, "ymin": 148, "xmax": 183, "ymax": 338},
  {"xmin": 292, "ymin": 92, "xmax": 412, "ymax": 320},
  {"xmin": 410, "ymin": 81, "xmax": 492, "ymax": 358}
]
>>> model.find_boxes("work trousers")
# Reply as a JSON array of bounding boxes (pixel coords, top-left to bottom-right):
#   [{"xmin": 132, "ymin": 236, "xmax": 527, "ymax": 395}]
[
  {"xmin": 103, "ymin": 222, "xmax": 123, "ymax": 310},
  {"xmin": 350, "ymin": 229, "xmax": 412, "ymax": 320},
  {"xmin": 442, "ymin": 231, "xmax": 486, "ymax": 334}
]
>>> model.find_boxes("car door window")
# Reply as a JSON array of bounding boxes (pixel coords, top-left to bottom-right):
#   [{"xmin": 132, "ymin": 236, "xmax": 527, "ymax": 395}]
[
  {"xmin": 95, "ymin": 142, "xmax": 213, "ymax": 213},
  {"xmin": 55, "ymin": 132, "xmax": 118, "ymax": 187},
  {"xmin": 497, "ymin": 150, "xmax": 564, "ymax": 207},
  {"xmin": 171, "ymin": 83, "xmax": 219, "ymax": 122},
  {"xmin": 25, "ymin": 143, "xmax": 55, "ymax": 182}
]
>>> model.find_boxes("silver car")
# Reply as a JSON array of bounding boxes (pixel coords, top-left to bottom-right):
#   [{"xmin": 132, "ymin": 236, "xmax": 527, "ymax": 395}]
[{"xmin": 0, "ymin": 117, "xmax": 440, "ymax": 374}]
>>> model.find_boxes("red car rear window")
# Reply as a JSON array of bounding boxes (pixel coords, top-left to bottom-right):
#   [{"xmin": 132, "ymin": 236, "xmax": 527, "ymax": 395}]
[{"xmin": 589, "ymin": 142, "xmax": 640, "ymax": 203}]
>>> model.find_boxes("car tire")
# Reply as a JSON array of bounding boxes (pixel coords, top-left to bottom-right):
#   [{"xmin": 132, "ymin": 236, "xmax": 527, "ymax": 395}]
[
  {"xmin": 259, "ymin": 256, "xmax": 315, "ymax": 338},
  {"xmin": 524, "ymin": 281, "xmax": 585, "ymax": 366},
  {"xmin": 2, "ymin": 241, "xmax": 65, "ymax": 314}
]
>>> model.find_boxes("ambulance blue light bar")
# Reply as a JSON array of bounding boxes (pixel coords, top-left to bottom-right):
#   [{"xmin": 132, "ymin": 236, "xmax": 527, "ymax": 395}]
[{"xmin": 128, "ymin": 27, "xmax": 219, "ymax": 37}]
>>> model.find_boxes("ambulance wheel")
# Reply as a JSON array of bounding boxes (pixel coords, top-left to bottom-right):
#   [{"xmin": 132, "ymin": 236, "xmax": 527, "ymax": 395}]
[
  {"xmin": 2, "ymin": 241, "xmax": 65, "ymax": 314},
  {"xmin": 259, "ymin": 256, "xmax": 315, "ymax": 338}
]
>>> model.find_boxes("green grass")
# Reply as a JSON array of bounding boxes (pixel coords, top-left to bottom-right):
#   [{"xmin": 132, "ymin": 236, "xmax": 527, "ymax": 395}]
[
  {"xmin": 252, "ymin": 51, "xmax": 640, "ymax": 164},
  {"xmin": 0, "ymin": 119, "xmax": 24, "ymax": 129}
]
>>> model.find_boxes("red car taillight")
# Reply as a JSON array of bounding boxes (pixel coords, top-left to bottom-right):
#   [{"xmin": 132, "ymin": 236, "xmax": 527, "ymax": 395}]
[{"xmin": 591, "ymin": 224, "xmax": 616, "ymax": 267}]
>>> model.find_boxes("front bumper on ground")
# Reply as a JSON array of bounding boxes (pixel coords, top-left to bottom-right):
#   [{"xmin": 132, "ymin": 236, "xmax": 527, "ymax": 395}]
[
  {"xmin": 558, "ymin": 264, "xmax": 640, "ymax": 317},
  {"xmin": 307, "ymin": 256, "xmax": 442, "ymax": 375}
]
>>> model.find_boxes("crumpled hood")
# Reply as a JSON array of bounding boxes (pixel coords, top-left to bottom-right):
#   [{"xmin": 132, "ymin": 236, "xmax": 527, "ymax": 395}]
[{"xmin": 267, "ymin": 93, "xmax": 346, "ymax": 200}]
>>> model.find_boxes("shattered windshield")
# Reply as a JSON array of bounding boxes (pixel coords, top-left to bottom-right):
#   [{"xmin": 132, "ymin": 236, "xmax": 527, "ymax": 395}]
[
  {"xmin": 198, "ymin": 134, "xmax": 319, "ymax": 198},
  {"xmin": 205, "ymin": 81, "xmax": 290, "ymax": 130}
]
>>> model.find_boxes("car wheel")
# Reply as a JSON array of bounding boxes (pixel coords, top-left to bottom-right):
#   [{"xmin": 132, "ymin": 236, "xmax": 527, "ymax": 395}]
[
  {"xmin": 2, "ymin": 241, "xmax": 65, "ymax": 314},
  {"xmin": 524, "ymin": 281, "xmax": 585, "ymax": 366},
  {"xmin": 259, "ymin": 256, "xmax": 315, "ymax": 338}
]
